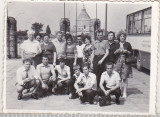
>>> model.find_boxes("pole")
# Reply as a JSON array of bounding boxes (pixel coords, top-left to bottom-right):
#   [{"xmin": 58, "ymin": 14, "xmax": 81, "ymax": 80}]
[
  {"xmin": 76, "ymin": 1, "xmax": 77, "ymax": 38},
  {"xmin": 105, "ymin": 3, "xmax": 107, "ymax": 37}
]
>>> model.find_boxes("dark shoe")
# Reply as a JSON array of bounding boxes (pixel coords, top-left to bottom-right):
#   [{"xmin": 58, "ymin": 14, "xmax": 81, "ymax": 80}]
[
  {"xmin": 31, "ymin": 93, "xmax": 38, "ymax": 99},
  {"xmin": 18, "ymin": 94, "xmax": 23, "ymax": 100},
  {"xmin": 80, "ymin": 97, "xmax": 87, "ymax": 104},
  {"xmin": 115, "ymin": 98, "xmax": 120, "ymax": 105},
  {"xmin": 89, "ymin": 100, "xmax": 94, "ymax": 104}
]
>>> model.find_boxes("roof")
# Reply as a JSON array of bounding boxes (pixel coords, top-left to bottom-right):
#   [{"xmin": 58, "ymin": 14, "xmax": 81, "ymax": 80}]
[{"xmin": 77, "ymin": 5, "xmax": 91, "ymax": 20}]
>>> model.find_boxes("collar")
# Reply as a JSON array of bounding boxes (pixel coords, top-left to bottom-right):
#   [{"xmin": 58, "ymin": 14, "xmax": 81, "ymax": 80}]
[
  {"xmin": 105, "ymin": 71, "xmax": 115, "ymax": 77},
  {"xmin": 120, "ymin": 41, "xmax": 126, "ymax": 45},
  {"xmin": 83, "ymin": 72, "xmax": 92, "ymax": 79},
  {"xmin": 41, "ymin": 63, "xmax": 50, "ymax": 67},
  {"xmin": 108, "ymin": 41, "xmax": 115, "ymax": 45},
  {"xmin": 22, "ymin": 66, "xmax": 30, "ymax": 72}
]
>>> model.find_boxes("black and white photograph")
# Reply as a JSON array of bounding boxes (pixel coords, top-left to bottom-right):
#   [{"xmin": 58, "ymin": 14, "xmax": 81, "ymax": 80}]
[{"xmin": 5, "ymin": 1, "xmax": 158, "ymax": 114}]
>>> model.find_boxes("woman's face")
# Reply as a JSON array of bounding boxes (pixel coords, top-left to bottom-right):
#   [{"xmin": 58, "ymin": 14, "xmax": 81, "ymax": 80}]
[
  {"xmin": 119, "ymin": 34, "xmax": 126, "ymax": 42},
  {"xmin": 85, "ymin": 38, "xmax": 90, "ymax": 45},
  {"xmin": 44, "ymin": 36, "xmax": 49, "ymax": 43},
  {"xmin": 108, "ymin": 33, "xmax": 114, "ymax": 41},
  {"xmin": 67, "ymin": 38, "xmax": 72, "ymax": 45},
  {"xmin": 36, "ymin": 35, "xmax": 41, "ymax": 42}
]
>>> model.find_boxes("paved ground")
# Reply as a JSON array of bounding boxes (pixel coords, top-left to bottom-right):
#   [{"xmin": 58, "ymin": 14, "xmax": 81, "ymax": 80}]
[{"xmin": 6, "ymin": 59, "xmax": 150, "ymax": 112}]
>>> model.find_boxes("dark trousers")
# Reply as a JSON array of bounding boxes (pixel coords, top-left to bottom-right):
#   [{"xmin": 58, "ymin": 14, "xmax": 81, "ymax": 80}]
[
  {"xmin": 93, "ymin": 55, "xmax": 106, "ymax": 87},
  {"xmin": 80, "ymin": 89, "xmax": 97, "ymax": 103},
  {"xmin": 66, "ymin": 58, "xmax": 74, "ymax": 76},
  {"xmin": 77, "ymin": 58, "xmax": 83, "ymax": 71},
  {"xmin": 97, "ymin": 87, "xmax": 121, "ymax": 99}
]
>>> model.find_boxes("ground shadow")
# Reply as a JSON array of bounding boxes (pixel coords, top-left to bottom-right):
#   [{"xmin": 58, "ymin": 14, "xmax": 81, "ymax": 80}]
[{"xmin": 127, "ymin": 88, "xmax": 143, "ymax": 96}]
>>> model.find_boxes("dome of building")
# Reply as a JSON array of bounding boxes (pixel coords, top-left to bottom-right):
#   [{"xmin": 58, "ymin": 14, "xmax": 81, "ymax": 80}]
[{"xmin": 77, "ymin": 5, "xmax": 90, "ymax": 20}]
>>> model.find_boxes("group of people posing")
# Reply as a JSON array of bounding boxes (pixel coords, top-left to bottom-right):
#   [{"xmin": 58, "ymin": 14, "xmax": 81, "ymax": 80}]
[{"xmin": 16, "ymin": 29, "xmax": 133, "ymax": 106}]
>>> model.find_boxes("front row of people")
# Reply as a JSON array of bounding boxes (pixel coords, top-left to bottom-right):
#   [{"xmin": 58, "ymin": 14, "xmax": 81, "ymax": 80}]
[{"xmin": 16, "ymin": 55, "xmax": 121, "ymax": 105}]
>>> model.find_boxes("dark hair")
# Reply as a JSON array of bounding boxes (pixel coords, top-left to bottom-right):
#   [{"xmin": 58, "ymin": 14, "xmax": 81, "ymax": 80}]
[
  {"xmin": 43, "ymin": 33, "xmax": 50, "ymax": 38},
  {"xmin": 105, "ymin": 62, "xmax": 114, "ymax": 68},
  {"xmin": 84, "ymin": 35, "xmax": 91, "ymax": 43},
  {"xmin": 95, "ymin": 29, "xmax": 103, "ymax": 36},
  {"xmin": 66, "ymin": 34, "xmax": 73, "ymax": 42},
  {"xmin": 56, "ymin": 31, "xmax": 63, "ymax": 35},
  {"xmin": 42, "ymin": 55, "xmax": 49, "ymax": 59},
  {"xmin": 23, "ymin": 58, "xmax": 32, "ymax": 64},
  {"xmin": 117, "ymin": 30, "xmax": 127, "ymax": 42},
  {"xmin": 107, "ymin": 31, "xmax": 115, "ymax": 40},
  {"xmin": 73, "ymin": 65, "xmax": 80, "ymax": 71},
  {"xmin": 82, "ymin": 62, "xmax": 89, "ymax": 69},
  {"xmin": 59, "ymin": 58, "xmax": 66, "ymax": 63},
  {"xmin": 34, "ymin": 33, "xmax": 42, "ymax": 38}
]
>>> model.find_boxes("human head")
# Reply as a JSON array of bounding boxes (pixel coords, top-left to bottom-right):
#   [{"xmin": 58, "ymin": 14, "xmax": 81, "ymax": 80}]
[
  {"xmin": 105, "ymin": 62, "xmax": 114, "ymax": 75},
  {"xmin": 66, "ymin": 34, "xmax": 73, "ymax": 45},
  {"xmin": 73, "ymin": 65, "xmax": 81, "ymax": 76},
  {"xmin": 117, "ymin": 30, "xmax": 127, "ymax": 43},
  {"xmin": 34, "ymin": 33, "xmax": 42, "ymax": 42},
  {"xmin": 59, "ymin": 58, "xmax": 66, "ymax": 68},
  {"xmin": 107, "ymin": 31, "xmax": 115, "ymax": 41},
  {"xmin": 42, "ymin": 55, "xmax": 49, "ymax": 65},
  {"xmin": 96, "ymin": 29, "xmax": 103, "ymax": 41},
  {"xmin": 82, "ymin": 63, "xmax": 89, "ymax": 76},
  {"xmin": 56, "ymin": 31, "xmax": 63, "ymax": 41},
  {"xmin": 23, "ymin": 58, "xmax": 32, "ymax": 70},
  {"xmin": 43, "ymin": 33, "xmax": 50, "ymax": 43},
  {"xmin": 77, "ymin": 35, "xmax": 82, "ymax": 45},
  {"xmin": 27, "ymin": 30, "xmax": 34, "ymax": 41},
  {"xmin": 84, "ymin": 35, "xmax": 91, "ymax": 45}
]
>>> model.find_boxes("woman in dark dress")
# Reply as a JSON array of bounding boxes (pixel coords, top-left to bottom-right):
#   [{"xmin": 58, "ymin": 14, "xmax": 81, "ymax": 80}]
[
  {"xmin": 114, "ymin": 31, "xmax": 133, "ymax": 98},
  {"xmin": 41, "ymin": 33, "xmax": 57, "ymax": 65}
]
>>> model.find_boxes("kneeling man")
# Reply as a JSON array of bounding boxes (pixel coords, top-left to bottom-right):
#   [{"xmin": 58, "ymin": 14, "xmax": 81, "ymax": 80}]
[
  {"xmin": 98, "ymin": 62, "xmax": 121, "ymax": 105},
  {"xmin": 74, "ymin": 64, "xmax": 97, "ymax": 104},
  {"xmin": 16, "ymin": 59, "xmax": 40, "ymax": 100},
  {"xmin": 36, "ymin": 55, "xmax": 56, "ymax": 95}
]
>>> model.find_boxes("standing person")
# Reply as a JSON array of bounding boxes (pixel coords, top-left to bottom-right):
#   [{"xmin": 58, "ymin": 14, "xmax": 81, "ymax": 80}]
[
  {"xmin": 52, "ymin": 31, "xmax": 66, "ymax": 64},
  {"xmin": 41, "ymin": 33, "xmax": 57, "ymax": 66},
  {"xmin": 36, "ymin": 55, "xmax": 56, "ymax": 95},
  {"xmin": 97, "ymin": 62, "xmax": 121, "ymax": 105},
  {"xmin": 66, "ymin": 34, "xmax": 77, "ymax": 76},
  {"xmin": 106, "ymin": 31, "xmax": 117, "ymax": 63},
  {"xmin": 91, "ymin": 29, "xmax": 110, "ymax": 87},
  {"xmin": 114, "ymin": 30, "xmax": 133, "ymax": 98},
  {"xmin": 76, "ymin": 35, "xmax": 85, "ymax": 69},
  {"xmin": 74, "ymin": 64, "xmax": 97, "ymax": 104},
  {"xmin": 83, "ymin": 35, "xmax": 93, "ymax": 70},
  {"xmin": 34, "ymin": 33, "xmax": 42, "ymax": 43},
  {"xmin": 53, "ymin": 58, "xmax": 71, "ymax": 94},
  {"xmin": 16, "ymin": 59, "xmax": 40, "ymax": 100},
  {"xmin": 20, "ymin": 30, "xmax": 41, "ymax": 67}
]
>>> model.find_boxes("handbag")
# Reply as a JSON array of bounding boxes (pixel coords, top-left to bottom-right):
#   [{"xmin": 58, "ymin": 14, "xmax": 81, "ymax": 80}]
[{"xmin": 125, "ymin": 56, "xmax": 137, "ymax": 64}]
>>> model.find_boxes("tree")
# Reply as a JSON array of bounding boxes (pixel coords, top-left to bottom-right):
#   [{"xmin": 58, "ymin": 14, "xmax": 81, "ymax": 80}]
[
  {"xmin": 46, "ymin": 25, "xmax": 51, "ymax": 35},
  {"xmin": 31, "ymin": 22, "xmax": 43, "ymax": 33},
  {"xmin": 16, "ymin": 30, "xmax": 28, "ymax": 43}
]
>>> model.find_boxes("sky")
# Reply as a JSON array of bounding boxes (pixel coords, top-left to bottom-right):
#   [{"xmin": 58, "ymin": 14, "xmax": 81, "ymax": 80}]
[{"xmin": 8, "ymin": 1, "xmax": 151, "ymax": 35}]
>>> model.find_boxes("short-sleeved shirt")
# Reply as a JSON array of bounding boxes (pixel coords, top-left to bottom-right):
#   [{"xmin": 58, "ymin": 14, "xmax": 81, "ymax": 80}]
[
  {"xmin": 20, "ymin": 39, "xmax": 41, "ymax": 54},
  {"xmin": 16, "ymin": 65, "xmax": 36, "ymax": 85},
  {"xmin": 76, "ymin": 44, "xmax": 85, "ymax": 58},
  {"xmin": 52, "ymin": 39, "xmax": 66, "ymax": 59},
  {"xmin": 73, "ymin": 72, "xmax": 83, "ymax": 80},
  {"xmin": 100, "ymin": 71, "xmax": 121, "ymax": 89},
  {"xmin": 41, "ymin": 42, "xmax": 57, "ymax": 63},
  {"xmin": 76, "ymin": 72, "xmax": 97, "ymax": 90},
  {"xmin": 66, "ymin": 43, "xmax": 77, "ymax": 59},
  {"xmin": 92, "ymin": 40, "xmax": 110, "ymax": 55},
  {"xmin": 55, "ymin": 65, "xmax": 70, "ymax": 79},
  {"xmin": 36, "ymin": 63, "xmax": 55, "ymax": 81}
]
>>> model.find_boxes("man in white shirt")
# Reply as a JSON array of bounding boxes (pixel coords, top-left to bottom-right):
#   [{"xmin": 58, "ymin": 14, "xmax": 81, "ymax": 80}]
[
  {"xmin": 98, "ymin": 62, "xmax": 121, "ymax": 105},
  {"xmin": 76, "ymin": 35, "xmax": 85, "ymax": 70},
  {"xmin": 16, "ymin": 59, "xmax": 40, "ymax": 100},
  {"xmin": 36, "ymin": 55, "xmax": 56, "ymax": 95},
  {"xmin": 74, "ymin": 64, "xmax": 97, "ymax": 104},
  {"xmin": 20, "ymin": 30, "xmax": 41, "ymax": 67},
  {"xmin": 53, "ymin": 58, "xmax": 71, "ymax": 94}
]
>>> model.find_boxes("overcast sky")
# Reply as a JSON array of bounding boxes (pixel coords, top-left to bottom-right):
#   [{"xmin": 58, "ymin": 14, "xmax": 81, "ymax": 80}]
[{"xmin": 8, "ymin": 1, "xmax": 151, "ymax": 35}]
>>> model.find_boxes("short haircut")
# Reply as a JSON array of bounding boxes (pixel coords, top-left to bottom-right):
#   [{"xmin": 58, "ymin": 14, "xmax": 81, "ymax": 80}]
[
  {"xmin": 105, "ymin": 62, "xmax": 114, "ymax": 68},
  {"xmin": 107, "ymin": 31, "xmax": 115, "ymax": 40},
  {"xmin": 82, "ymin": 62, "xmax": 89, "ymax": 69},
  {"xmin": 23, "ymin": 58, "xmax": 32, "ymax": 64},
  {"xmin": 56, "ymin": 31, "xmax": 63, "ymax": 35},
  {"xmin": 66, "ymin": 33, "xmax": 73, "ymax": 42},
  {"xmin": 84, "ymin": 35, "xmax": 91, "ymax": 43},
  {"xmin": 27, "ymin": 30, "xmax": 34, "ymax": 35},
  {"xmin": 73, "ymin": 65, "xmax": 80, "ymax": 71},
  {"xmin": 34, "ymin": 33, "xmax": 42, "ymax": 38},
  {"xmin": 42, "ymin": 55, "xmax": 49, "ymax": 59},
  {"xmin": 59, "ymin": 58, "xmax": 66, "ymax": 63},
  {"xmin": 43, "ymin": 33, "xmax": 50, "ymax": 38},
  {"xmin": 117, "ymin": 30, "xmax": 127, "ymax": 42},
  {"xmin": 95, "ymin": 29, "xmax": 103, "ymax": 36}
]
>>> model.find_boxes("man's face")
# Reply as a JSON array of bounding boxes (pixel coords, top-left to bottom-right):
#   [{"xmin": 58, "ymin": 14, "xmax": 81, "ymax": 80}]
[
  {"xmin": 60, "ymin": 62, "xmax": 65, "ymax": 68},
  {"xmin": 108, "ymin": 33, "xmax": 114, "ymax": 41},
  {"xmin": 28, "ymin": 33, "xmax": 34, "ymax": 41},
  {"xmin": 42, "ymin": 57, "xmax": 49, "ymax": 65},
  {"xmin": 24, "ymin": 61, "xmax": 31, "ymax": 70},
  {"xmin": 106, "ymin": 65, "xmax": 113, "ymax": 75},
  {"xmin": 75, "ymin": 69, "xmax": 80, "ymax": 76},
  {"xmin": 57, "ymin": 33, "xmax": 62, "ymax": 41},
  {"xmin": 36, "ymin": 35, "xmax": 41, "ymax": 42},
  {"xmin": 77, "ymin": 37, "xmax": 82, "ymax": 44},
  {"xmin": 97, "ymin": 32, "xmax": 103, "ymax": 41},
  {"xmin": 83, "ymin": 67, "xmax": 89, "ymax": 75},
  {"xmin": 44, "ymin": 36, "xmax": 49, "ymax": 43}
]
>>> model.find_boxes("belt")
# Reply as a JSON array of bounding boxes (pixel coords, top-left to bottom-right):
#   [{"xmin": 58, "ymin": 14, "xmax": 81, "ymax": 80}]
[{"xmin": 95, "ymin": 55, "xmax": 104, "ymax": 57}]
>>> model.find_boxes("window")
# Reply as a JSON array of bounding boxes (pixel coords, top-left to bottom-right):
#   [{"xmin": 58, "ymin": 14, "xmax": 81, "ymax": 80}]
[{"xmin": 127, "ymin": 7, "xmax": 151, "ymax": 34}]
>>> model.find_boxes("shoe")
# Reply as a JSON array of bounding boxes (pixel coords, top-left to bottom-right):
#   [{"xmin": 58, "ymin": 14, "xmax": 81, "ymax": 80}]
[
  {"xmin": 80, "ymin": 97, "xmax": 86, "ymax": 104},
  {"xmin": 31, "ymin": 93, "xmax": 38, "ymax": 99},
  {"xmin": 89, "ymin": 100, "xmax": 94, "ymax": 104},
  {"xmin": 115, "ymin": 98, "xmax": 120, "ymax": 105},
  {"xmin": 18, "ymin": 94, "xmax": 23, "ymax": 100}
]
